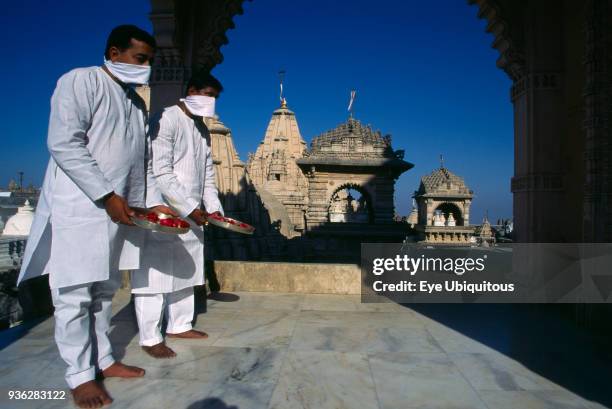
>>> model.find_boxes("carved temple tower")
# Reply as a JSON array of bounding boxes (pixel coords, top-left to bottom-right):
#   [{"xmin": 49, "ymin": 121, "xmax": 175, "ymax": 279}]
[
  {"xmin": 247, "ymin": 100, "xmax": 308, "ymax": 234},
  {"xmin": 205, "ymin": 115, "xmax": 249, "ymax": 214}
]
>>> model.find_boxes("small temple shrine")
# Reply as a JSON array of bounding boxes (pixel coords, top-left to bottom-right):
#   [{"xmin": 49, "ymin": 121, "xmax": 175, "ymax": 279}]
[{"xmin": 413, "ymin": 164, "xmax": 475, "ymax": 245}]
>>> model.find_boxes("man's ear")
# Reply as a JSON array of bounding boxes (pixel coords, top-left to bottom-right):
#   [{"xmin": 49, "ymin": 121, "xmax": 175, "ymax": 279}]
[{"xmin": 107, "ymin": 46, "xmax": 120, "ymax": 61}]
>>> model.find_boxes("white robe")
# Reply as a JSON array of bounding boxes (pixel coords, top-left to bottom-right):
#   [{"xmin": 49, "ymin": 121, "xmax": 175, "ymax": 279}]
[
  {"xmin": 18, "ymin": 67, "xmax": 161, "ymax": 289},
  {"xmin": 131, "ymin": 105, "xmax": 223, "ymax": 294}
]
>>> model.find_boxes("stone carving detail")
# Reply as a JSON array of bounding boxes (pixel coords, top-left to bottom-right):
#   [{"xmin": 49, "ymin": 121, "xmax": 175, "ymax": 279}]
[
  {"xmin": 193, "ymin": 0, "xmax": 247, "ymax": 72},
  {"xmin": 511, "ymin": 173, "xmax": 564, "ymax": 193},
  {"xmin": 468, "ymin": 0, "xmax": 526, "ymax": 81},
  {"xmin": 510, "ymin": 72, "xmax": 561, "ymax": 101},
  {"xmin": 151, "ymin": 50, "xmax": 188, "ymax": 84},
  {"xmin": 147, "ymin": 0, "xmax": 247, "ymax": 114},
  {"xmin": 304, "ymin": 118, "xmax": 395, "ymax": 160}
]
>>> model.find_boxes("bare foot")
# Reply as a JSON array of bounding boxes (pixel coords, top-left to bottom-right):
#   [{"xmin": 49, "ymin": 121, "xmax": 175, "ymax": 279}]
[
  {"xmin": 101, "ymin": 362, "xmax": 145, "ymax": 379},
  {"xmin": 71, "ymin": 380, "xmax": 112, "ymax": 408},
  {"xmin": 166, "ymin": 329, "xmax": 208, "ymax": 339},
  {"xmin": 142, "ymin": 342, "xmax": 177, "ymax": 359}
]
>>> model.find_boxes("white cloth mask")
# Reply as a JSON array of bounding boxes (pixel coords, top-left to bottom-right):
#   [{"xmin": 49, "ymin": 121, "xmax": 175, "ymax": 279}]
[
  {"xmin": 181, "ymin": 95, "xmax": 216, "ymax": 118},
  {"xmin": 104, "ymin": 59, "xmax": 151, "ymax": 85}
]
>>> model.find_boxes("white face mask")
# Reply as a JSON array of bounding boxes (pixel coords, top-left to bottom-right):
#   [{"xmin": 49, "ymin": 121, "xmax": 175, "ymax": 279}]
[
  {"xmin": 104, "ymin": 59, "xmax": 151, "ymax": 85},
  {"xmin": 181, "ymin": 95, "xmax": 216, "ymax": 118}
]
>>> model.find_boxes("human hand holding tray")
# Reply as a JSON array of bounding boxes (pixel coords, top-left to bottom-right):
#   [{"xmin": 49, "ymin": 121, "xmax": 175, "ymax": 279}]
[
  {"xmin": 130, "ymin": 207, "xmax": 190, "ymax": 235},
  {"xmin": 204, "ymin": 213, "xmax": 255, "ymax": 235}
]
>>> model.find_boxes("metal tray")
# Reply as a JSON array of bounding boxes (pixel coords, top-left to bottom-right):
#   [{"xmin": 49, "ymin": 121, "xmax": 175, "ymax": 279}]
[
  {"xmin": 205, "ymin": 214, "xmax": 255, "ymax": 235},
  {"xmin": 130, "ymin": 207, "xmax": 190, "ymax": 235}
]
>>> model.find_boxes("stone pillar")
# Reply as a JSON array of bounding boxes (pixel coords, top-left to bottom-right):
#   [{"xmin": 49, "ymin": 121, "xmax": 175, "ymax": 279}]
[
  {"xmin": 304, "ymin": 169, "xmax": 329, "ymax": 228},
  {"xmin": 149, "ymin": 1, "xmax": 188, "ymax": 114},
  {"xmin": 374, "ymin": 177, "xmax": 395, "ymax": 223},
  {"xmin": 509, "ymin": 2, "xmax": 567, "ymax": 242},
  {"xmin": 149, "ymin": 50, "xmax": 188, "ymax": 114},
  {"xmin": 582, "ymin": 0, "xmax": 612, "ymax": 242},
  {"xmin": 463, "ymin": 199, "xmax": 471, "ymax": 226},
  {"xmin": 426, "ymin": 199, "xmax": 434, "ymax": 226},
  {"xmin": 471, "ymin": 0, "xmax": 591, "ymax": 243}
]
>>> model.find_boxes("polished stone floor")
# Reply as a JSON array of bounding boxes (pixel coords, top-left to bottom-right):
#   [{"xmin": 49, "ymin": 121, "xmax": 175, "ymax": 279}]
[{"xmin": 0, "ymin": 290, "xmax": 610, "ymax": 409}]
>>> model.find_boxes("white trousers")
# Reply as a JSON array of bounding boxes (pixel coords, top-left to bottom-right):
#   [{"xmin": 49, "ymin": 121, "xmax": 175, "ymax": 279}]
[
  {"xmin": 133, "ymin": 287, "xmax": 194, "ymax": 346},
  {"xmin": 51, "ymin": 269, "xmax": 121, "ymax": 389}
]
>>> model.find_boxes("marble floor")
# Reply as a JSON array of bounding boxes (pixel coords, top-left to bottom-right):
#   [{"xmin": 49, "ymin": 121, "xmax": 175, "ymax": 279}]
[{"xmin": 0, "ymin": 290, "xmax": 610, "ymax": 409}]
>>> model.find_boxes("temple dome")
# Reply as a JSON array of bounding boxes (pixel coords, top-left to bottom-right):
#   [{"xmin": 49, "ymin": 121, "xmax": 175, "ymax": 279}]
[
  {"xmin": 298, "ymin": 117, "xmax": 414, "ymax": 176},
  {"xmin": 307, "ymin": 117, "xmax": 393, "ymax": 158},
  {"xmin": 3, "ymin": 200, "xmax": 34, "ymax": 236},
  {"xmin": 417, "ymin": 167, "xmax": 473, "ymax": 197}
]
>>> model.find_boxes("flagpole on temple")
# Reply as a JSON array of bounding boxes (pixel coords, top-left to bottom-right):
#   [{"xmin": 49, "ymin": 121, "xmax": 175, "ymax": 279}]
[
  {"xmin": 279, "ymin": 69, "xmax": 286, "ymax": 107},
  {"xmin": 348, "ymin": 89, "xmax": 356, "ymax": 119}
]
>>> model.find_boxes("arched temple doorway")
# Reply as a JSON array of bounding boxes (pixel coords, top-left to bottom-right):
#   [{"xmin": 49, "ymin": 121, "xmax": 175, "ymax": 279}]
[
  {"xmin": 327, "ymin": 184, "xmax": 374, "ymax": 224},
  {"xmin": 433, "ymin": 202, "xmax": 464, "ymax": 226}
]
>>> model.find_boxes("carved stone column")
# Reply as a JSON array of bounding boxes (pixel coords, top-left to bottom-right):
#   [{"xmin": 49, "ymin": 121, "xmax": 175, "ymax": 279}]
[
  {"xmin": 463, "ymin": 199, "xmax": 471, "ymax": 226},
  {"xmin": 373, "ymin": 177, "xmax": 395, "ymax": 224},
  {"xmin": 304, "ymin": 168, "xmax": 329, "ymax": 228},
  {"xmin": 472, "ymin": 0, "xmax": 572, "ymax": 242},
  {"xmin": 148, "ymin": 0, "xmax": 246, "ymax": 114},
  {"xmin": 149, "ymin": 0, "xmax": 187, "ymax": 113},
  {"xmin": 583, "ymin": 0, "xmax": 612, "ymax": 242},
  {"xmin": 510, "ymin": 71, "xmax": 565, "ymax": 242}
]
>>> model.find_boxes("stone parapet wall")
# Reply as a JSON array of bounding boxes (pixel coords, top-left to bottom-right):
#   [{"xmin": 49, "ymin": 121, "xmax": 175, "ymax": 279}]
[{"xmin": 212, "ymin": 261, "xmax": 361, "ymax": 294}]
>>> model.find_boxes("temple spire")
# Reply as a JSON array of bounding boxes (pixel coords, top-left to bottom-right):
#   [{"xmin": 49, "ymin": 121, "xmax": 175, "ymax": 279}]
[{"xmin": 439, "ymin": 154, "xmax": 445, "ymax": 169}]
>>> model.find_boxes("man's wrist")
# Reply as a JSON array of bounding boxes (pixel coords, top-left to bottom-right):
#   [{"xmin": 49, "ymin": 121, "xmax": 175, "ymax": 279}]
[{"xmin": 100, "ymin": 191, "xmax": 115, "ymax": 205}]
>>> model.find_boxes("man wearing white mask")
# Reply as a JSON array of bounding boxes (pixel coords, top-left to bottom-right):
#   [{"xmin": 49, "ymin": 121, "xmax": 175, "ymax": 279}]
[
  {"xmin": 18, "ymin": 25, "xmax": 176, "ymax": 408},
  {"xmin": 131, "ymin": 72, "xmax": 224, "ymax": 359}
]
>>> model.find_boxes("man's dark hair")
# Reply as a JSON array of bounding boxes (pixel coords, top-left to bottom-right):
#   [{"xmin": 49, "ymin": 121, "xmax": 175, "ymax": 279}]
[
  {"xmin": 186, "ymin": 72, "xmax": 224, "ymax": 95},
  {"xmin": 105, "ymin": 25, "xmax": 156, "ymax": 59}
]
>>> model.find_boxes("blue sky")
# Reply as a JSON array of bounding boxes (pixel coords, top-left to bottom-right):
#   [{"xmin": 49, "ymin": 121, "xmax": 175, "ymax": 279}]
[{"xmin": 0, "ymin": 0, "xmax": 513, "ymax": 222}]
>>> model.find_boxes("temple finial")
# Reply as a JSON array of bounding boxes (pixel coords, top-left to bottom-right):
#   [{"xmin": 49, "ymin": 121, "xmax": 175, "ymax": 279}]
[
  {"xmin": 278, "ymin": 69, "xmax": 286, "ymax": 107},
  {"xmin": 439, "ymin": 154, "xmax": 444, "ymax": 169},
  {"xmin": 347, "ymin": 89, "xmax": 356, "ymax": 119}
]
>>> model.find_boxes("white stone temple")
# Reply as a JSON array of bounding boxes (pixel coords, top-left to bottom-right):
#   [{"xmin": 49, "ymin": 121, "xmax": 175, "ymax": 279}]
[{"xmin": 247, "ymin": 99, "xmax": 308, "ymax": 234}]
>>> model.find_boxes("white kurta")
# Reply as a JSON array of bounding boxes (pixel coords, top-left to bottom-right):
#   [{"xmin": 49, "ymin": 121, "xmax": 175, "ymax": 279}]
[
  {"xmin": 18, "ymin": 66, "xmax": 161, "ymax": 289},
  {"xmin": 131, "ymin": 105, "xmax": 223, "ymax": 294}
]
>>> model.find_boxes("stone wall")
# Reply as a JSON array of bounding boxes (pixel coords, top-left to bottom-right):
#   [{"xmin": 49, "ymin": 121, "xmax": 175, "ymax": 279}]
[{"xmin": 211, "ymin": 261, "xmax": 361, "ymax": 294}]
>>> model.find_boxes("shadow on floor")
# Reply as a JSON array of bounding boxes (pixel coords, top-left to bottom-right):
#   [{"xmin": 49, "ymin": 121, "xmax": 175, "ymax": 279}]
[
  {"xmin": 207, "ymin": 292, "xmax": 241, "ymax": 302},
  {"xmin": 406, "ymin": 303, "xmax": 612, "ymax": 407},
  {"xmin": 193, "ymin": 289, "xmax": 240, "ymax": 327},
  {"xmin": 186, "ymin": 397, "xmax": 239, "ymax": 409},
  {"xmin": 0, "ymin": 315, "xmax": 47, "ymax": 350}
]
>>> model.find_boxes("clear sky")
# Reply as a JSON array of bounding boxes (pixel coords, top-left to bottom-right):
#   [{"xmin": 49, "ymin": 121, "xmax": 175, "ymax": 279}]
[{"xmin": 0, "ymin": 0, "xmax": 513, "ymax": 222}]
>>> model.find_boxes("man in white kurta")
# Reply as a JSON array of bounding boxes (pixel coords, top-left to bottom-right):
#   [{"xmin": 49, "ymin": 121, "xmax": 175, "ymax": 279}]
[
  {"xmin": 17, "ymin": 25, "xmax": 172, "ymax": 408},
  {"xmin": 131, "ymin": 73, "xmax": 224, "ymax": 358}
]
